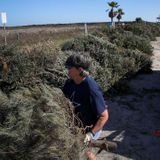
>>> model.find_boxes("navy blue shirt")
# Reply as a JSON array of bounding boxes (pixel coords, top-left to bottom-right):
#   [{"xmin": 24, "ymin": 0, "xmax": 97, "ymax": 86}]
[{"xmin": 62, "ymin": 76, "xmax": 107, "ymax": 127}]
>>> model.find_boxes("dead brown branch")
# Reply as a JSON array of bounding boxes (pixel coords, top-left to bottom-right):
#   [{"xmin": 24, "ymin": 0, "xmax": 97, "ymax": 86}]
[{"xmin": 90, "ymin": 139, "xmax": 118, "ymax": 154}]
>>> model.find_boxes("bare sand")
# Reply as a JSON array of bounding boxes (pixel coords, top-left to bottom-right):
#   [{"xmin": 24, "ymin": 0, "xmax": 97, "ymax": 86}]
[{"xmin": 96, "ymin": 38, "xmax": 160, "ymax": 160}]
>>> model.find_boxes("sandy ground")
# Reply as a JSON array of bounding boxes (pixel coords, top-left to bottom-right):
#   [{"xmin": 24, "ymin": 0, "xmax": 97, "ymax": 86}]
[{"xmin": 96, "ymin": 38, "xmax": 160, "ymax": 160}]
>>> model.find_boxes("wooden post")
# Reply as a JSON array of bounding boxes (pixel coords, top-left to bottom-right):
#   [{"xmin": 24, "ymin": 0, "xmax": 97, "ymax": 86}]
[
  {"xmin": 3, "ymin": 23, "xmax": 7, "ymax": 45},
  {"xmin": 17, "ymin": 33, "xmax": 20, "ymax": 41},
  {"xmin": 84, "ymin": 23, "xmax": 88, "ymax": 36}
]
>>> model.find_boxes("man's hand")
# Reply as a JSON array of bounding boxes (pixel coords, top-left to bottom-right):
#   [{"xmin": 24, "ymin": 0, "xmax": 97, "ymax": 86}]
[{"xmin": 84, "ymin": 132, "xmax": 94, "ymax": 145}]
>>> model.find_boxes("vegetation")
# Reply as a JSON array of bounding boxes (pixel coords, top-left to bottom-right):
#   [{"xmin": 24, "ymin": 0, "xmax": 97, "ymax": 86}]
[
  {"xmin": 108, "ymin": 1, "xmax": 119, "ymax": 26},
  {"xmin": 107, "ymin": 1, "xmax": 125, "ymax": 27},
  {"xmin": 0, "ymin": 84, "xmax": 82, "ymax": 160},
  {"xmin": 99, "ymin": 27, "xmax": 153, "ymax": 54},
  {"xmin": 123, "ymin": 23, "xmax": 160, "ymax": 41},
  {"xmin": 117, "ymin": 9, "xmax": 125, "ymax": 23},
  {"xmin": 61, "ymin": 34, "xmax": 152, "ymax": 90},
  {"xmin": 0, "ymin": 22, "xmax": 160, "ymax": 159},
  {"xmin": 135, "ymin": 17, "xmax": 143, "ymax": 23}
]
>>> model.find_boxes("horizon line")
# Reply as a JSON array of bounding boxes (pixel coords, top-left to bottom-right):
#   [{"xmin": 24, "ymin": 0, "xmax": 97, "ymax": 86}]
[{"xmin": 0, "ymin": 20, "xmax": 158, "ymax": 28}]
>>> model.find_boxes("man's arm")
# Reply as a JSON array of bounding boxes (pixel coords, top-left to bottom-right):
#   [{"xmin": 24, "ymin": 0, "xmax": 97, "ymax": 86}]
[
  {"xmin": 84, "ymin": 109, "xmax": 109, "ymax": 144},
  {"xmin": 91, "ymin": 109, "xmax": 109, "ymax": 134}
]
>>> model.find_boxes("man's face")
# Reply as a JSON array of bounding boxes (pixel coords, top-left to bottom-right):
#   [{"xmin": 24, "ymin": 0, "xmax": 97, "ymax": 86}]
[{"xmin": 67, "ymin": 66, "xmax": 80, "ymax": 80}]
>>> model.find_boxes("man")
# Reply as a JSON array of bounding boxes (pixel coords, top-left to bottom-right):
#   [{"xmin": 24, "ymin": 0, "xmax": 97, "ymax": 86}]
[{"xmin": 62, "ymin": 54, "xmax": 109, "ymax": 158}]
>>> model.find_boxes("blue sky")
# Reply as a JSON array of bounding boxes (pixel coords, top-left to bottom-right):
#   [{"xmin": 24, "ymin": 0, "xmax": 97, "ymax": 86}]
[{"xmin": 0, "ymin": 0, "xmax": 160, "ymax": 26}]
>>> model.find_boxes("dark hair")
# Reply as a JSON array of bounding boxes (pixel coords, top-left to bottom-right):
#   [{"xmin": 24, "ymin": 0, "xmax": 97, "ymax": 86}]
[{"xmin": 65, "ymin": 54, "xmax": 90, "ymax": 70}]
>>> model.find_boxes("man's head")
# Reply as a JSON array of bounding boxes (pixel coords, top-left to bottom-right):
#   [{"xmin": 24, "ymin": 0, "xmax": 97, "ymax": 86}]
[{"xmin": 65, "ymin": 54, "xmax": 90, "ymax": 80}]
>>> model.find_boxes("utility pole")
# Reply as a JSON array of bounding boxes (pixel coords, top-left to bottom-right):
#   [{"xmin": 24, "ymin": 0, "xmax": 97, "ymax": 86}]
[{"xmin": 1, "ymin": 12, "xmax": 7, "ymax": 45}]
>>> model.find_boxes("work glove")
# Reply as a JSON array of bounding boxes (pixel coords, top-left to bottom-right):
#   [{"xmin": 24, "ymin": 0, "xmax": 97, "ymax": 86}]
[{"xmin": 84, "ymin": 132, "xmax": 94, "ymax": 145}]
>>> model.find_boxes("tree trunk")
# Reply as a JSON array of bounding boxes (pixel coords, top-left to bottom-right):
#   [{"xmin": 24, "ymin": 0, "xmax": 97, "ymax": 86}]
[{"xmin": 111, "ymin": 17, "xmax": 113, "ymax": 27}]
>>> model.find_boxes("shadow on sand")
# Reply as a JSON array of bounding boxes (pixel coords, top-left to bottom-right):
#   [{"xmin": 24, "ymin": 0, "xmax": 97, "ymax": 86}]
[{"xmin": 103, "ymin": 70, "xmax": 160, "ymax": 160}]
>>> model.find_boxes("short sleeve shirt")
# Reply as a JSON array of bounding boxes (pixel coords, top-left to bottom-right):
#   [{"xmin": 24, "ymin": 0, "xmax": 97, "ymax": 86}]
[{"xmin": 62, "ymin": 76, "xmax": 107, "ymax": 127}]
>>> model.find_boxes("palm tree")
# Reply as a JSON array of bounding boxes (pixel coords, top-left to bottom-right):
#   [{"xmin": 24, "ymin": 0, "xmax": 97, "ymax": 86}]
[
  {"xmin": 117, "ymin": 8, "xmax": 125, "ymax": 23},
  {"xmin": 108, "ymin": 1, "xmax": 119, "ymax": 27}
]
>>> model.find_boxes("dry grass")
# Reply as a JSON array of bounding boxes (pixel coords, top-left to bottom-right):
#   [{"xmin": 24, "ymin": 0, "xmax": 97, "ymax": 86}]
[{"xmin": 0, "ymin": 23, "xmax": 103, "ymax": 47}]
